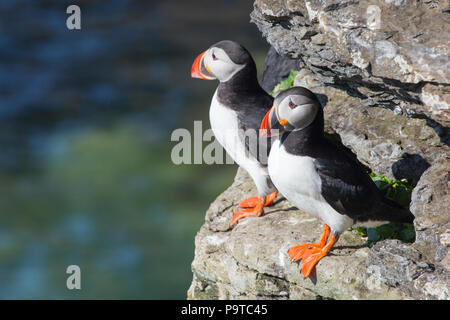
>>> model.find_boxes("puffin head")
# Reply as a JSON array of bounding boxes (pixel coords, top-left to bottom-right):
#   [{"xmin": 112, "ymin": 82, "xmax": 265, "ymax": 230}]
[
  {"xmin": 260, "ymin": 87, "xmax": 321, "ymax": 137},
  {"xmin": 191, "ymin": 40, "xmax": 252, "ymax": 82}
]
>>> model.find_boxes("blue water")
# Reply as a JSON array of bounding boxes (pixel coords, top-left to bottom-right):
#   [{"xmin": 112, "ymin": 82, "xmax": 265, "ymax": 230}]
[{"xmin": 0, "ymin": 0, "xmax": 267, "ymax": 298}]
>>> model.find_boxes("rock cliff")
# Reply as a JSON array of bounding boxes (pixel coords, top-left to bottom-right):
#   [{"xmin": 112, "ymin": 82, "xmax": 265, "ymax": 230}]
[
  {"xmin": 253, "ymin": 0, "xmax": 449, "ymax": 181},
  {"xmin": 188, "ymin": 0, "xmax": 449, "ymax": 299}
]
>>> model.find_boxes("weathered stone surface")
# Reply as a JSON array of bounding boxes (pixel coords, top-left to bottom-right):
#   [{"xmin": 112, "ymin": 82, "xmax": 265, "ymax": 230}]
[
  {"xmin": 293, "ymin": 68, "xmax": 444, "ymax": 181},
  {"xmin": 188, "ymin": 169, "xmax": 412, "ymax": 300},
  {"xmin": 410, "ymin": 156, "xmax": 450, "ymax": 265},
  {"xmin": 252, "ymin": 0, "xmax": 450, "ymax": 84},
  {"xmin": 189, "ymin": 167, "xmax": 449, "ymax": 300},
  {"xmin": 367, "ymin": 239, "xmax": 449, "ymax": 300}
]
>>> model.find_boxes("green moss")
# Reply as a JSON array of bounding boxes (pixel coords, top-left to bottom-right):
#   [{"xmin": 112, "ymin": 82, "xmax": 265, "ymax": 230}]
[
  {"xmin": 352, "ymin": 173, "xmax": 416, "ymax": 245},
  {"xmin": 269, "ymin": 70, "xmax": 299, "ymax": 96},
  {"xmin": 352, "ymin": 226, "xmax": 367, "ymax": 237},
  {"xmin": 366, "ymin": 223, "xmax": 415, "ymax": 245},
  {"xmin": 368, "ymin": 172, "xmax": 414, "ymax": 208}
]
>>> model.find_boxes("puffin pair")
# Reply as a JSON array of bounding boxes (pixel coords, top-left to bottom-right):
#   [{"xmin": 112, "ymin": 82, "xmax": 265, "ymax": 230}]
[{"xmin": 191, "ymin": 41, "xmax": 414, "ymax": 278}]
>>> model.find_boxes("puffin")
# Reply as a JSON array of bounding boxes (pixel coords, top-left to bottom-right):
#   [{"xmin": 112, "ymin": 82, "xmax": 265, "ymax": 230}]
[
  {"xmin": 191, "ymin": 40, "xmax": 278, "ymax": 227},
  {"xmin": 260, "ymin": 86, "xmax": 414, "ymax": 278}
]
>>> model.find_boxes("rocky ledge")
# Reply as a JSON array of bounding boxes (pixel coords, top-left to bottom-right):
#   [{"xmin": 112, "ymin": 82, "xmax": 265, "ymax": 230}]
[
  {"xmin": 188, "ymin": 163, "xmax": 448, "ymax": 300},
  {"xmin": 188, "ymin": 169, "xmax": 405, "ymax": 299},
  {"xmin": 188, "ymin": 0, "xmax": 449, "ymax": 299}
]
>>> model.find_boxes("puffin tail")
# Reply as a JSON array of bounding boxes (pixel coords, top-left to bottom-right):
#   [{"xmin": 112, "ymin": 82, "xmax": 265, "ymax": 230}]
[{"xmin": 379, "ymin": 197, "xmax": 414, "ymax": 224}]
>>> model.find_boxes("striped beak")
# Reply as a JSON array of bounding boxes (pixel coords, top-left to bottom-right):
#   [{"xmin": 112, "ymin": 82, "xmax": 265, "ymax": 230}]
[
  {"xmin": 191, "ymin": 50, "xmax": 216, "ymax": 80},
  {"xmin": 260, "ymin": 105, "xmax": 285, "ymax": 137}
]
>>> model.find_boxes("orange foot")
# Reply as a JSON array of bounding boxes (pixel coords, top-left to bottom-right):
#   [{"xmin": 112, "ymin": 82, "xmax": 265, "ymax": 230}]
[
  {"xmin": 288, "ymin": 224, "xmax": 338, "ymax": 278},
  {"xmin": 229, "ymin": 191, "xmax": 278, "ymax": 227}
]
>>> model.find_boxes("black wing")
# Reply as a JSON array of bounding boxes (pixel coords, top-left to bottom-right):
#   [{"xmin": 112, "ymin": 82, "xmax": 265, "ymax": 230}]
[{"xmin": 312, "ymin": 140, "xmax": 384, "ymax": 222}]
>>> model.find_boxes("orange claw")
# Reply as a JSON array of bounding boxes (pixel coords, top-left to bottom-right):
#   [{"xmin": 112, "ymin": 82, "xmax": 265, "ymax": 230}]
[
  {"xmin": 237, "ymin": 191, "xmax": 278, "ymax": 208},
  {"xmin": 288, "ymin": 224, "xmax": 338, "ymax": 278},
  {"xmin": 237, "ymin": 197, "xmax": 261, "ymax": 208},
  {"xmin": 288, "ymin": 243, "xmax": 322, "ymax": 262},
  {"xmin": 264, "ymin": 191, "xmax": 278, "ymax": 206},
  {"xmin": 231, "ymin": 191, "xmax": 278, "ymax": 227},
  {"xmin": 230, "ymin": 198, "xmax": 264, "ymax": 227}
]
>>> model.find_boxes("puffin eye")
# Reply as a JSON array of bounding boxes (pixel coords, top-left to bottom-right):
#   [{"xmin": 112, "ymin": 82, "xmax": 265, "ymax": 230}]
[
  {"xmin": 288, "ymin": 100, "xmax": 297, "ymax": 109},
  {"xmin": 212, "ymin": 52, "xmax": 218, "ymax": 60}
]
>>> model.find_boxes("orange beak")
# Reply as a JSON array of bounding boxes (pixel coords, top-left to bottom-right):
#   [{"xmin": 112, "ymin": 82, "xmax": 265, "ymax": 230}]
[
  {"xmin": 260, "ymin": 105, "xmax": 285, "ymax": 137},
  {"xmin": 260, "ymin": 106, "xmax": 274, "ymax": 137},
  {"xmin": 191, "ymin": 50, "xmax": 215, "ymax": 80}
]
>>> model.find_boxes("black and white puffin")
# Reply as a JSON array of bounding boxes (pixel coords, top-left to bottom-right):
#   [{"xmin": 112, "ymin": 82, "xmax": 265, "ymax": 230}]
[
  {"xmin": 191, "ymin": 40, "xmax": 278, "ymax": 227},
  {"xmin": 260, "ymin": 86, "xmax": 414, "ymax": 278}
]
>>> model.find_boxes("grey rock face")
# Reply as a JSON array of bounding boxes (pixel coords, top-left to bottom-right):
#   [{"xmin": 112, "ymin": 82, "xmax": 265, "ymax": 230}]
[
  {"xmin": 251, "ymin": 0, "xmax": 449, "ymax": 180},
  {"xmin": 292, "ymin": 68, "xmax": 443, "ymax": 182},
  {"xmin": 411, "ymin": 157, "xmax": 450, "ymax": 265},
  {"xmin": 188, "ymin": 168, "xmax": 448, "ymax": 300},
  {"xmin": 367, "ymin": 238, "xmax": 449, "ymax": 299}
]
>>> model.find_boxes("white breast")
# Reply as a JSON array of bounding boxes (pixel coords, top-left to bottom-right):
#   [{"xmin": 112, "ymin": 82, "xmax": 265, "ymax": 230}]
[
  {"xmin": 268, "ymin": 139, "xmax": 353, "ymax": 233},
  {"xmin": 209, "ymin": 89, "xmax": 241, "ymax": 162},
  {"xmin": 209, "ymin": 89, "xmax": 274, "ymax": 196}
]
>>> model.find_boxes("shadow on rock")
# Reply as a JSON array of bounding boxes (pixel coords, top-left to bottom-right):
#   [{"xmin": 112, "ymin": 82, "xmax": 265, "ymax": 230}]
[{"xmin": 391, "ymin": 153, "xmax": 430, "ymax": 182}]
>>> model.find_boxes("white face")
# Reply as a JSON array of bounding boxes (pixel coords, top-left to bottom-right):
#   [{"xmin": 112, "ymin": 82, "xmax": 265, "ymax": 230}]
[
  {"xmin": 203, "ymin": 47, "xmax": 246, "ymax": 82},
  {"xmin": 276, "ymin": 95, "xmax": 318, "ymax": 131}
]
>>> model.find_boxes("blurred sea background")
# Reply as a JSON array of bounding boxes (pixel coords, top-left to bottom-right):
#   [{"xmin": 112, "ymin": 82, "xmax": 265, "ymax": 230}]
[{"xmin": 0, "ymin": 0, "xmax": 269, "ymax": 298}]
